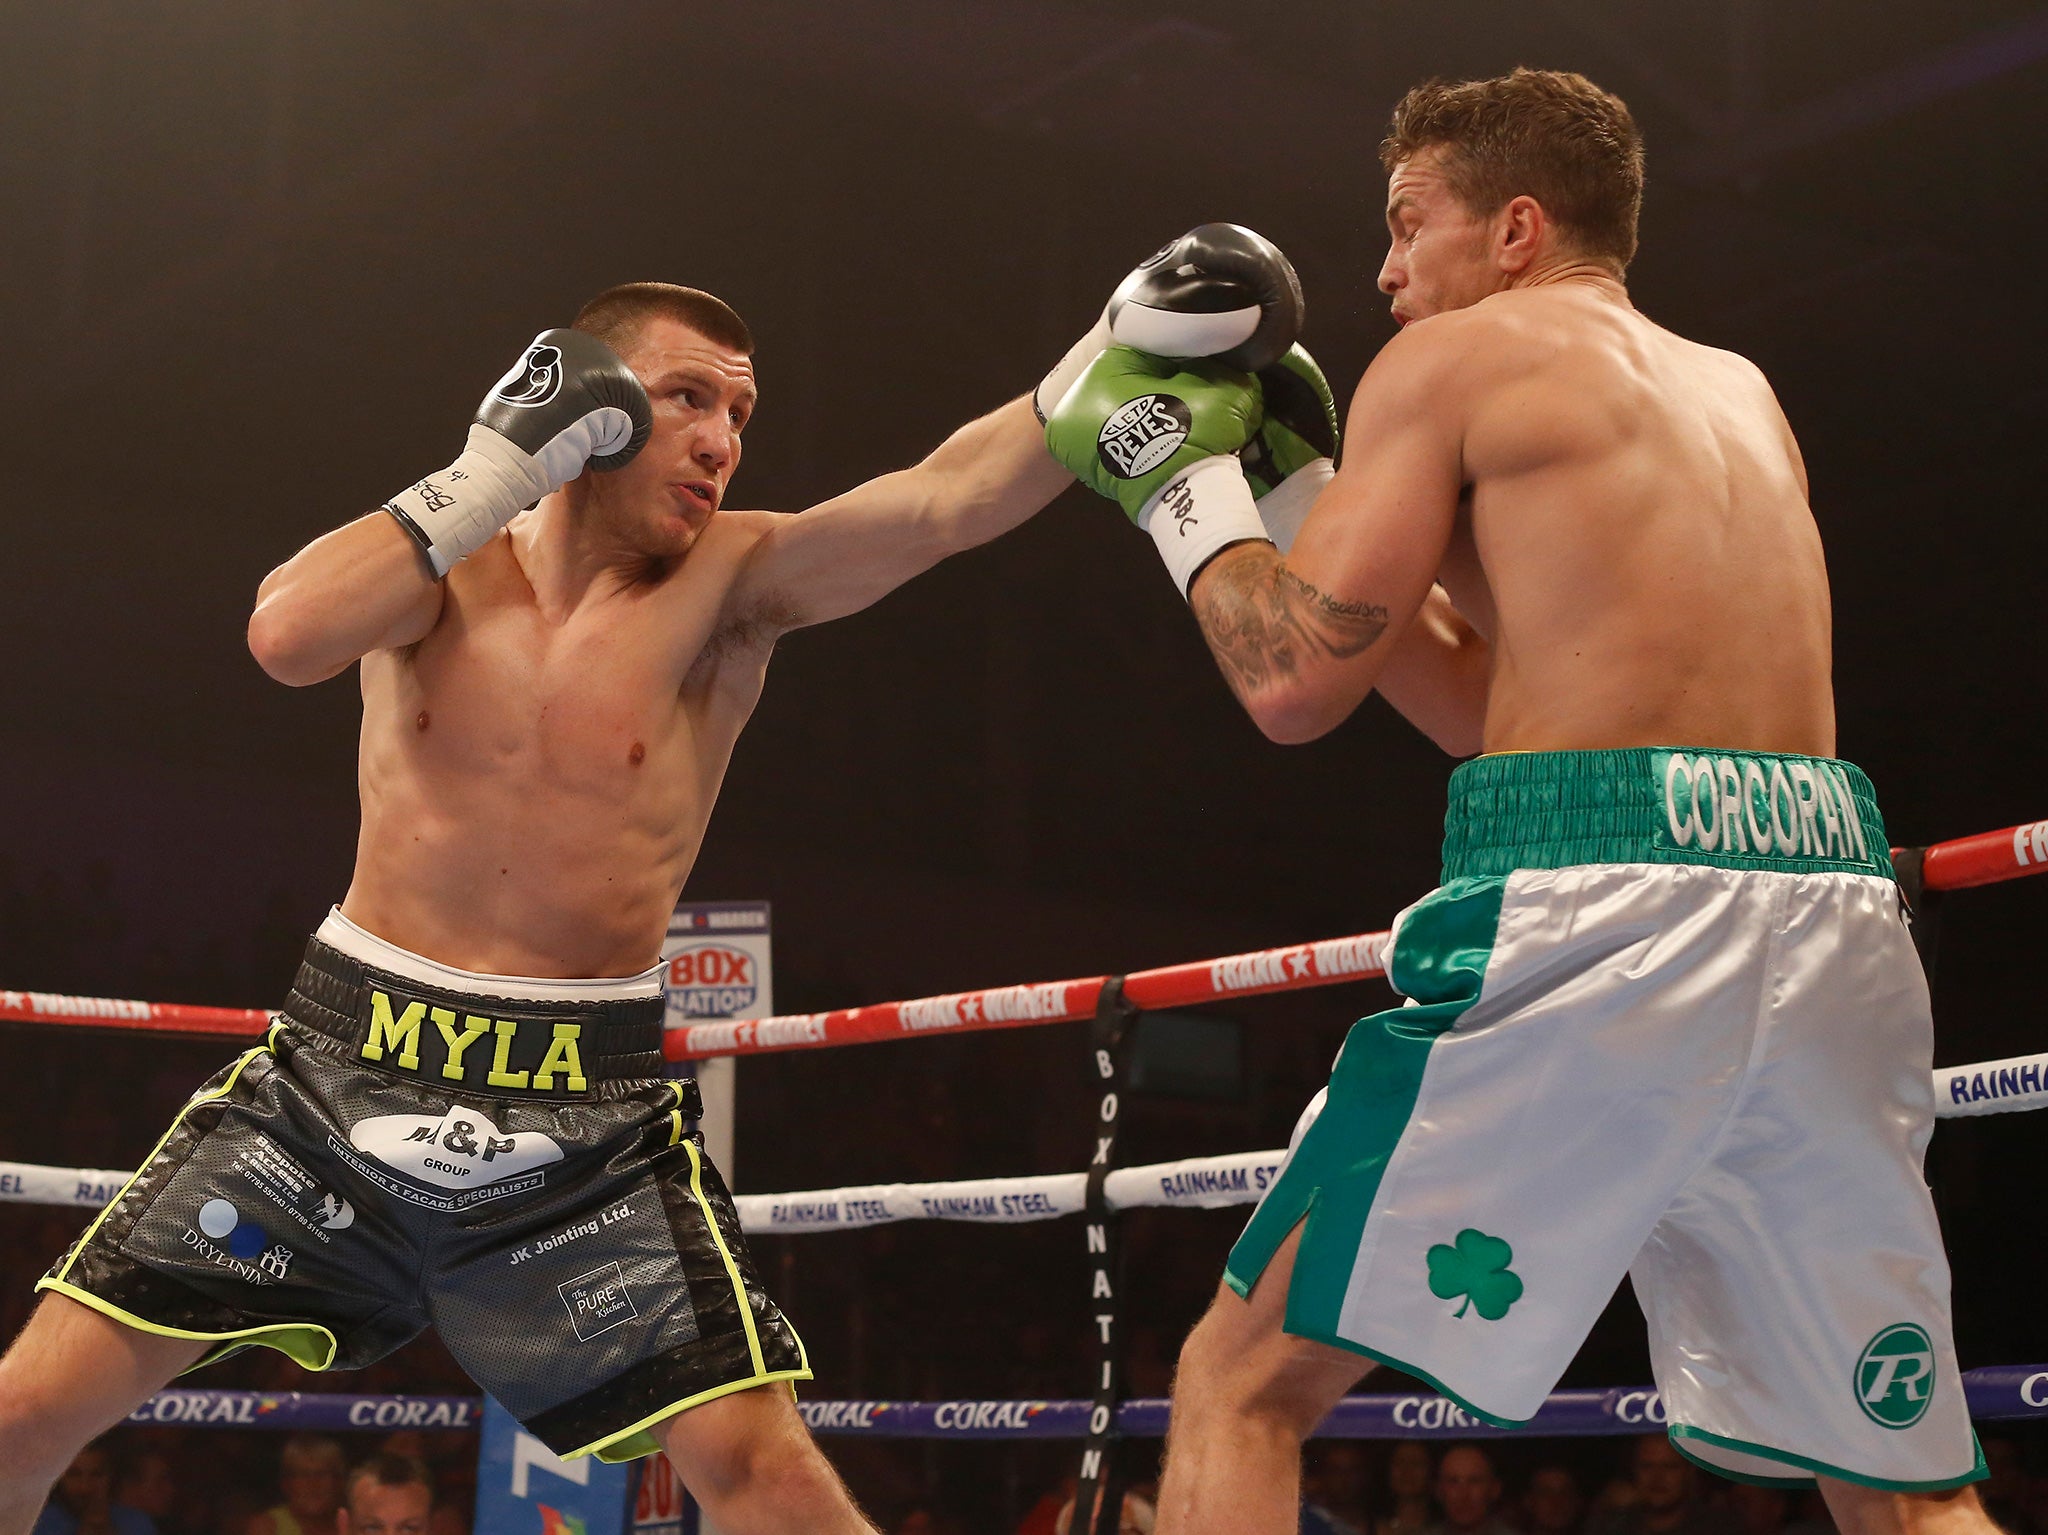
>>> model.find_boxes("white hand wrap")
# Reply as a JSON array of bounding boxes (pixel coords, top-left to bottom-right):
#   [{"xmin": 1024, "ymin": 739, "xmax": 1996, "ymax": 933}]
[
  {"xmin": 1135, "ymin": 454, "xmax": 1271, "ymax": 598},
  {"xmin": 1034, "ymin": 309, "xmax": 1114, "ymax": 424},
  {"xmin": 382, "ymin": 425, "xmax": 560, "ymax": 578},
  {"xmin": 1254, "ymin": 457, "xmax": 1334, "ymax": 555}
]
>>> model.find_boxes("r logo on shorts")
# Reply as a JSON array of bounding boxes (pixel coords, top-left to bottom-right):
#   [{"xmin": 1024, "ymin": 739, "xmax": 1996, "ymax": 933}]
[{"xmin": 1857, "ymin": 1324, "xmax": 1937, "ymax": 1428}]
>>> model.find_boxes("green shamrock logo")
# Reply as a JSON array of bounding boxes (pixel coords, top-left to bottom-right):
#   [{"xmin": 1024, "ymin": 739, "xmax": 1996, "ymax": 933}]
[{"xmin": 1426, "ymin": 1229, "xmax": 1523, "ymax": 1320}]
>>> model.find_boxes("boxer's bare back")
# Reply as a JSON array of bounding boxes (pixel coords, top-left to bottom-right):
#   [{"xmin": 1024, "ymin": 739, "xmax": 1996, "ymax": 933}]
[
  {"xmin": 1192, "ymin": 148, "xmax": 1835, "ymax": 763},
  {"xmin": 251, "ymin": 315, "xmax": 1068, "ymax": 978}
]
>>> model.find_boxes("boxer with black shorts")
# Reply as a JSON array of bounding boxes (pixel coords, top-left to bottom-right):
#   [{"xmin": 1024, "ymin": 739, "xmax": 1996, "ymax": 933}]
[{"xmin": 0, "ymin": 274, "xmax": 1128, "ymax": 1533}]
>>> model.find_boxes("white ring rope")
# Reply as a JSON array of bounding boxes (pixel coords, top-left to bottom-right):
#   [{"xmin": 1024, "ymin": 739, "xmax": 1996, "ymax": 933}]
[{"xmin": 3, "ymin": 1052, "xmax": 2041, "ymax": 1227}]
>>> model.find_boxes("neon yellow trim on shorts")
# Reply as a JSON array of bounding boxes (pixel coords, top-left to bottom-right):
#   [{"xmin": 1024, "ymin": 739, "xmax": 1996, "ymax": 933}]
[
  {"xmin": 35, "ymin": 1278, "xmax": 338, "ymax": 1372},
  {"xmin": 52, "ymin": 1045, "xmax": 269, "ymax": 1286},
  {"xmin": 683, "ymin": 1139, "xmax": 764, "ymax": 1376},
  {"xmin": 564, "ymin": 1368, "xmax": 814, "ymax": 1463},
  {"xmin": 668, "ymin": 1080, "xmax": 686, "ymax": 1147}
]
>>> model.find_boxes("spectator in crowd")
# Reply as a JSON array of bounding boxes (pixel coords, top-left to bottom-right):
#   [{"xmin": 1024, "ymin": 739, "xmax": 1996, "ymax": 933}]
[
  {"xmin": 1425, "ymin": 1446, "xmax": 1521, "ymax": 1535},
  {"xmin": 1589, "ymin": 1437, "xmax": 1736, "ymax": 1535},
  {"xmin": 368, "ymin": 1437, "xmax": 466, "ymax": 1535},
  {"xmin": 336, "ymin": 1455, "xmax": 433, "ymax": 1535},
  {"xmin": 1376, "ymin": 1443, "xmax": 1436, "ymax": 1535},
  {"xmin": 248, "ymin": 1436, "xmax": 345, "ymax": 1535},
  {"xmin": 1054, "ymin": 1490, "xmax": 1157, "ymax": 1535},
  {"xmin": 109, "ymin": 1451, "xmax": 175, "ymax": 1531},
  {"xmin": 31, "ymin": 1439, "xmax": 157, "ymax": 1535},
  {"xmin": 1522, "ymin": 1465, "xmax": 1585, "ymax": 1535},
  {"xmin": 1303, "ymin": 1443, "xmax": 1373, "ymax": 1534}
]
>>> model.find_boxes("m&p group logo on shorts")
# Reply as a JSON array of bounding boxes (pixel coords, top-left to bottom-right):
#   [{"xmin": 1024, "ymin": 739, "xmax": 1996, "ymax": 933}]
[{"xmin": 1856, "ymin": 1323, "xmax": 1936, "ymax": 1428}]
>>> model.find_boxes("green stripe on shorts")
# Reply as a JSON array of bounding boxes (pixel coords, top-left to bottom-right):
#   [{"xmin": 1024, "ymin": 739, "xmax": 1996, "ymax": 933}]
[{"xmin": 1224, "ymin": 876, "xmax": 1506, "ymax": 1322}]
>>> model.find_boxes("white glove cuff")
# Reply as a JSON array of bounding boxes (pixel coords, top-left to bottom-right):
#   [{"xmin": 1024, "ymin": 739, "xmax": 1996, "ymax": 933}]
[
  {"xmin": 383, "ymin": 425, "xmax": 550, "ymax": 578},
  {"xmin": 1254, "ymin": 456, "xmax": 1335, "ymax": 555},
  {"xmin": 1034, "ymin": 309, "xmax": 1114, "ymax": 424},
  {"xmin": 1136, "ymin": 454, "xmax": 1271, "ymax": 598}
]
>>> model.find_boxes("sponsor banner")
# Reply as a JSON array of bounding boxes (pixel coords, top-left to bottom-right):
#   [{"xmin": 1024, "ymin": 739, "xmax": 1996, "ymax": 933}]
[
  {"xmin": 631, "ymin": 1454, "xmax": 689, "ymax": 1534},
  {"xmin": 126, "ymin": 1389, "xmax": 481, "ymax": 1432},
  {"xmin": 1921, "ymin": 820, "xmax": 2048, "ymax": 891},
  {"xmin": 1936, "ymin": 1053, "xmax": 2048, "ymax": 1118},
  {"xmin": 673, "ymin": 979, "xmax": 1106, "ymax": 1060},
  {"xmin": 474, "ymin": 1396, "xmax": 633, "ymax": 1535},
  {"xmin": 663, "ymin": 902, "xmax": 772, "ymax": 1028},
  {"xmin": 728, "ymin": 1152, "xmax": 1289, "ymax": 1233},
  {"xmin": 0, "ymin": 989, "xmax": 269, "ymax": 1035},
  {"xmin": 96, "ymin": 1367, "xmax": 2048, "ymax": 1440},
  {"xmin": 0, "ymin": 1161, "xmax": 130, "ymax": 1208},
  {"xmin": 1125, "ymin": 933, "xmax": 1390, "ymax": 1011}
]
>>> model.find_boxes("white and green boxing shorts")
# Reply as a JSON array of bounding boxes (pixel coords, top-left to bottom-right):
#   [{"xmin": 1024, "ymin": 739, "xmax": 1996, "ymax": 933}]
[{"xmin": 1227, "ymin": 747, "xmax": 1984, "ymax": 1492}]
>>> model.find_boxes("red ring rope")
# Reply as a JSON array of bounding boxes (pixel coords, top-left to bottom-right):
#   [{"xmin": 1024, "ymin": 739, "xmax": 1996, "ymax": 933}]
[{"xmin": 3, "ymin": 819, "xmax": 2039, "ymax": 1047}]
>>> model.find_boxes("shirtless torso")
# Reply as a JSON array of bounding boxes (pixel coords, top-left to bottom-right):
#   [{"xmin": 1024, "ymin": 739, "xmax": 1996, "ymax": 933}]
[
  {"xmin": 249, "ymin": 313, "xmax": 1068, "ymax": 978},
  {"xmin": 1422, "ymin": 282, "xmax": 1832, "ymax": 756},
  {"xmin": 346, "ymin": 509, "xmax": 786, "ymax": 978},
  {"xmin": 1189, "ymin": 150, "xmax": 1834, "ymax": 763}
]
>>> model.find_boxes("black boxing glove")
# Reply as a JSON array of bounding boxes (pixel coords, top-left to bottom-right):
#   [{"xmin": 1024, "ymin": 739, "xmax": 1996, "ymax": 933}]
[
  {"xmin": 383, "ymin": 329, "xmax": 654, "ymax": 578},
  {"xmin": 1034, "ymin": 223, "xmax": 1305, "ymax": 424},
  {"xmin": 1108, "ymin": 223, "xmax": 1304, "ymax": 372}
]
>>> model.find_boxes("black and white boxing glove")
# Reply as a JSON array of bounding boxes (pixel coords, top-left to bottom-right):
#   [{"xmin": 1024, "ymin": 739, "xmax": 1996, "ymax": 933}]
[
  {"xmin": 1038, "ymin": 224, "xmax": 1306, "ymax": 591},
  {"xmin": 383, "ymin": 329, "xmax": 654, "ymax": 578},
  {"xmin": 1034, "ymin": 222, "xmax": 1305, "ymax": 424}
]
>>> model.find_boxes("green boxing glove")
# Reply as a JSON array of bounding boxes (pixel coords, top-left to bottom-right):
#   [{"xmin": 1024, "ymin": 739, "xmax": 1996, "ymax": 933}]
[
  {"xmin": 1240, "ymin": 343, "xmax": 1340, "ymax": 554},
  {"xmin": 1045, "ymin": 344, "xmax": 1269, "ymax": 596}
]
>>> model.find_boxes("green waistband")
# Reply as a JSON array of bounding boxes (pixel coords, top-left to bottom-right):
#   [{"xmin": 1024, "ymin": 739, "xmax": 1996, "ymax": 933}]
[{"xmin": 1441, "ymin": 748, "xmax": 1892, "ymax": 882}]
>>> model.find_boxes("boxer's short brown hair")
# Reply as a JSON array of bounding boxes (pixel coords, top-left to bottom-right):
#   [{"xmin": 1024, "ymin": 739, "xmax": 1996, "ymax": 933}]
[
  {"xmin": 1381, "ymin": 67, "xmax": 1643, "ymax": 271},
  {"xmin": 573, "ymin": 282, "xmax": 753, "ymax": 358}
]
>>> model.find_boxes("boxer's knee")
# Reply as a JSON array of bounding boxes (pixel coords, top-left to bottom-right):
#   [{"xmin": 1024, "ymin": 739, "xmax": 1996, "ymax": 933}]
[
  {"xmin": 659, "ymin": 1382, "xmax": 874, "ymax": 1532},
  {"xmin": 1173, "ymin": 1281, "xmax": 1364, "ymax": 1442}
]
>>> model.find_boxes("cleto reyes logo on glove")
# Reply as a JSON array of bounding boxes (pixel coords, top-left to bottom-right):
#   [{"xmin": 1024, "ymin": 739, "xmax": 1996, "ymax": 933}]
[
  {"xmin": 488, "ymin": 342, "xmax": 565, "ymax": 409},
  {"xmin": 1096, "ymin": 394, "xmax": 1191, "ymax": 479}
]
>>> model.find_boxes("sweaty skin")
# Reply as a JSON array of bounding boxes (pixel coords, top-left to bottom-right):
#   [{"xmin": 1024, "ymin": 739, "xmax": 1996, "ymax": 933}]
[
  {"xmin": 1187, "ymin": 148, "xmax": 1834, "ymax": 761},
  {"xmin": 248, "ymin": 316, "xmax": 1071, "ymax": 978}
]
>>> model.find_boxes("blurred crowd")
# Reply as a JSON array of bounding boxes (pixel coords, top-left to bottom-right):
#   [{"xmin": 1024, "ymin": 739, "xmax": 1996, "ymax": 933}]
[
  {"xmin": 24, "ymin": 1419, "xmax": 2048, "ymax": 1535},
  {"xmin": 30, "ymin": 1431, "xmax": 472, "ymax": 1535},
  {"xmin": 884, "ymin": 1430, "xmax": 2048, "ymax": 1535}
]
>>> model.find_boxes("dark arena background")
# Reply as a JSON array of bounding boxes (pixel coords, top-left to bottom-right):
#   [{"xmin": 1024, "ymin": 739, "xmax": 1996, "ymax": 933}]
[{"xmin": 4, "ymin": 3, "xmax": 2048, "ymax": 1533}]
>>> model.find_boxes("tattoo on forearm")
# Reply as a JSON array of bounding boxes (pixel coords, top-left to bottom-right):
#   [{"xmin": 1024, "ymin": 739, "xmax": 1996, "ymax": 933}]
[{"xmin": 1191, "ymin": 544, "xmax": 1389, "ymax": 696}]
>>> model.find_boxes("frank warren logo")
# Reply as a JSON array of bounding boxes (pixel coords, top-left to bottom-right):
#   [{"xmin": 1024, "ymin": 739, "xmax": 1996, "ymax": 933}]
[
  {"xmin": 1096, "ymin": 394, "xmax": 1191, "ymax": 479},
  {"xmin": 666, "ymin": 943, "xmax": 758, "ymax": 1018},
  {"xmin": 1857, "ymin": 1323, "xmax": 1936, "ymax": 1428},
  {"xmin": 490, "ymin": 341, "xmax": 563, "ymax": 408}
]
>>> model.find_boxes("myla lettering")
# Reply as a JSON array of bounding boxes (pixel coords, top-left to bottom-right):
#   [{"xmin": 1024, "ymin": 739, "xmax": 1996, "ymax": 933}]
[{"xmin": 360, "ymin": 989, "xmax": 587, "ymax": 1092}]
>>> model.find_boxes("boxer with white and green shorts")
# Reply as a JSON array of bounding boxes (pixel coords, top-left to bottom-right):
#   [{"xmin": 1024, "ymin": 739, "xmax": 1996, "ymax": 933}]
[{"xmin": 1227, "ymin": 748, "xmax": 1981, "ymax": 1491}]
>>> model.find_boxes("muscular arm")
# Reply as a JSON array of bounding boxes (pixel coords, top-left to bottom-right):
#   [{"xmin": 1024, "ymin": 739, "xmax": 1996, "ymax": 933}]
[
  {"xmin": 247, "ymin": 511, "xmax": 443, "ymax": 686},
  {"xmin": 1186, "ymin": 323, "xmax": 1469, "ymax": 745},
  {"xmin": 722, "ymin": 395, "xmax": 1071, "ymax": 635}
]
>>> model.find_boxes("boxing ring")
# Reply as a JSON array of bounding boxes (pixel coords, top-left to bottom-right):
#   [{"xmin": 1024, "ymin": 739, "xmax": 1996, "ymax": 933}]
[{"xmin": 6, "ymin": 814, "xmax": 2048, "ymax": 1525}]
